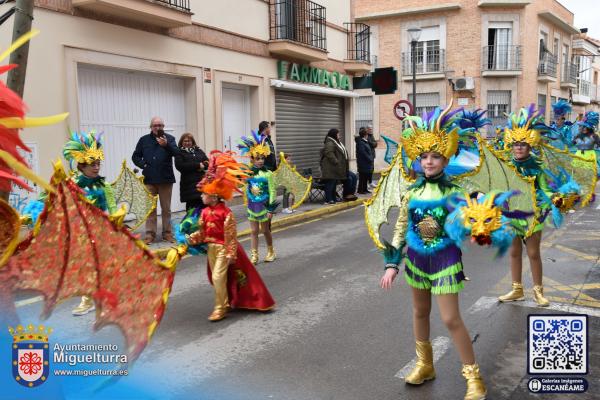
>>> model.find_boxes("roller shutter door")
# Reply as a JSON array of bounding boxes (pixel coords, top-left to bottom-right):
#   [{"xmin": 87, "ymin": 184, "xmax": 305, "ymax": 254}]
[{"xmin": 275, "ymin": 90, "xmax": 345, "ymax": 177}]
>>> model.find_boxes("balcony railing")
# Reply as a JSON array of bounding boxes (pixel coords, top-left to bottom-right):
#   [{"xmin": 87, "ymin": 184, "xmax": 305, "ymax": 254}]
[
  {"xmin": 269, "ymin": 0, "xmax": 327, "ymax": 51},
  {"xmin": 401, "ymin": 49, "xmax": 446, "ymax": 75},
  {"xmin": 481, "ymin": 45, "xmax": 522, "ymax": 71},
  {"xmin": 538, "ymin": 51, "xmax": 557, "ymax": 77},
  {"xmin": 153, "ymin": 0, "xmax": 190, "ymax": 12},
  {"xmin": 345, "ymin": 22, "xmax": 370, "ymax": 62},
  {"xmin": 575, "ymin": 80, "xmax": 591, "ymax": 97},
  {"xmin": 561, "ymin": 61, "xmax": 577, "ymax": 85}
]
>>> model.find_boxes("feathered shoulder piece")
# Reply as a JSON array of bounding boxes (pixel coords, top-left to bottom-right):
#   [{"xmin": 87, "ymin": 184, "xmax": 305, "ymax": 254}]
[
  {"xmin": 580, "ymin": 111, "xmax": 599, "ymax": 131},
  {"xmin": 237, "ymin": 130, "xmax": 271, "ymax": 159},
  {"xmin": 502, "ymin": 104, "xmax": 551, "ymax": 149},
  {"xmin": 197, "ymin": 150, "xmax": 251, "ymax": 200},
  {"xmin": 401, "ymin": 101, "xmax": 465, "ymax": 161},
  {"xmin": 63, "ymin": 131, "xmax": 104, "ymax": 166},
  {"xmin": 551, "ymin": 100, "xmax": 572, "ymax": 118}
]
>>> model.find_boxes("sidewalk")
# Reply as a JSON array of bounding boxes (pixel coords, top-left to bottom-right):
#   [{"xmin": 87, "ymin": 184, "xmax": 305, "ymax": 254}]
[{"xmin": 144, "ymin": 191, "xmax": 372, "ymax": 254}]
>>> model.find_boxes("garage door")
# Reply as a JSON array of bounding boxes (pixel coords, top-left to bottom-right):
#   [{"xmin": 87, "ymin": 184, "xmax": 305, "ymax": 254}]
[
  {"xmin": 275, "ymin": 90, "xmax": 345, "ymax": 177},
  {"xmin": 77, "ymin": 65, "xmax": 187, "ymax": 212}
]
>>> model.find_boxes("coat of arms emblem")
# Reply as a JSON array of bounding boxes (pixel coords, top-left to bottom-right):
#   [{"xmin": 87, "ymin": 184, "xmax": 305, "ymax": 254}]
[{"xmin": 9, "ymin": 324, "xmax": 52, "ymax": 388}]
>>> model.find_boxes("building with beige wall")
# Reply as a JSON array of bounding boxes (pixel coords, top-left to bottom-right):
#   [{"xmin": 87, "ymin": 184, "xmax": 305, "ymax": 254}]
[
  {"xmin": 571, "ymin": 32, "xmax": 600, "ymax": 117},
  {"xmin": 353, "ymin": 0, "xmax": 583, "ymax": 142},
  {"xmin": 0, "ymin": 0, "xmax": 374, "ymax": 212}
]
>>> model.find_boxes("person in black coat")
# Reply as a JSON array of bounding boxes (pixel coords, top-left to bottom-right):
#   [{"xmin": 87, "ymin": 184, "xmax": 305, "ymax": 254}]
[
  {"xmin": 259, "ymin": 121, "xmax": 277, "ymax": 171},
  {"xmin": 132, "ymin": 116, "xmax": 180, "ymax": 243},
  {"xmin": 356, "ymin": 127, "xmax": 375, "ymax": 194},
  {"xmin": 175, "ymin": 133, "xmax": 209, "ymax": 211}
]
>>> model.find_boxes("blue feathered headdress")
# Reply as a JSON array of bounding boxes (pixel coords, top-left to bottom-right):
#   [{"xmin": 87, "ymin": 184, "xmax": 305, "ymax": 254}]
[
  {"xmin": 580, "ymin": 111, "xmax": 599, "ymax": 131},
  {"xmin": 457, "ymin": 109, "xmax": 491, "ymax": 131},
  {"xmin": 552, "ymin": 100, "xmax": 571, "ymax": 118},
  {"xmin": 237, "ymin": 130, "xmax": 271, "ymax": 159}
]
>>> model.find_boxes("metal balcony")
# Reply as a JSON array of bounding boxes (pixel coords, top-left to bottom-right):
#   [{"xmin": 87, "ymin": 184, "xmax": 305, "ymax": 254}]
[
  {"xmin": 343, "ymin": 22, "xmax": 371, "ymax": 74},
  {"xmin": 268, "ymin": 0, "xmax": 328, "ymax": 61},
  {"xmin": 481, "ymin": 45, "xmax": 522, "ymax": 77},
  {"xmin": 401, "ymin": 48, "xmax": 446, "ymax": 79},
  {"xmin": 72, "ymin": 0, "xmax": 193, "ymax": 28},
  {"xmin": 560, "ymin": 61, "xmax": 577, "ymax": 88},
  {"xmin": 537, "ymin": 51, "xmax": 557, "ymax": 82}
]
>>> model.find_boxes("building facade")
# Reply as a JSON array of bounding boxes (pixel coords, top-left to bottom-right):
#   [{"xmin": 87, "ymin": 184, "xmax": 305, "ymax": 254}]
[
  {"xmin": 571, "ymin": 32, "xmax": 600, "ymax": 117},
  {"xmin": 1, "ymin": 0, "xmax": 372, "ymax": 212},
  {"xmin": 353, "ymin": 0, "xmax": 583, "ymax": 141}
]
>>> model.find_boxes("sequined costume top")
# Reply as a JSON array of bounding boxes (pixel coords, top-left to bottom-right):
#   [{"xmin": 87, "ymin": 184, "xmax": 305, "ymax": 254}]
[
  {"xmin": 246, "ymin": 166, "xmax": 277, "ymax": 222},
  {"xmin": 75, "ymin": 174, "xmax": 117, "ymax": 213},
  {"xmin": 188, "ymin": 202, "xmax": 237, "ymax": 260},
  {"xmin": 573, "ymin": 132, "xmax": 600, "ymax": 151},
  {"xmin": 390, "ymin": 174, "xmax": 466, "ymax": 295}
]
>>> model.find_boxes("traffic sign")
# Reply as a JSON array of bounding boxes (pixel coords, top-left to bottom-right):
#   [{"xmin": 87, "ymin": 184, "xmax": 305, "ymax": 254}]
[{"xmin": 393, "ymin": 100, "xmax": 414, "ymax": 121}]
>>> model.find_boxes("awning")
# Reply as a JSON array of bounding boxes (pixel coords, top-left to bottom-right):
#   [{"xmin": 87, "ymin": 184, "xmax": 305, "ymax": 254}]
[{"xmin": 270, "ymin": 79, "xmax": 360, "ymax": 98}]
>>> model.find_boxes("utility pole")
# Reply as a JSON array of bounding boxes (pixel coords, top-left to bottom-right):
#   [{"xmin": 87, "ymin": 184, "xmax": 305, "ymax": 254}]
[{"xmin": 1, "ymin": 0, "xmax": 34, "ymax": 202}]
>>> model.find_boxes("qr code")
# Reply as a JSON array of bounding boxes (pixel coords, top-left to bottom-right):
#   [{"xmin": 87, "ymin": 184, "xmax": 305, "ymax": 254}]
[{"xmin": 528, "ymin": 314, "xmax": 587, "ymax": 374}]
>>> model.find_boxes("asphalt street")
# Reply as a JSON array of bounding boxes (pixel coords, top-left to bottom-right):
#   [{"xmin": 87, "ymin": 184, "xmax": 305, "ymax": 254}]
[{"xmin": 10, "ymin": 195, "xmax": 600, "ymax": 400}]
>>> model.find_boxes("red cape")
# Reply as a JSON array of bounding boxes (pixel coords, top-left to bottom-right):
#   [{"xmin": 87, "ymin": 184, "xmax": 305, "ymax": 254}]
[{"xmin": 207, "ymin": 243, "xmax": 275, "ymax": 311}]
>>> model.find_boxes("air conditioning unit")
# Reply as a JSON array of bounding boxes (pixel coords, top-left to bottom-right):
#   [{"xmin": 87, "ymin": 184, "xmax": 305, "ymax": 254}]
[{"xmin": 454, "ymin": 77, "xmax": 475, "ymax": 91}]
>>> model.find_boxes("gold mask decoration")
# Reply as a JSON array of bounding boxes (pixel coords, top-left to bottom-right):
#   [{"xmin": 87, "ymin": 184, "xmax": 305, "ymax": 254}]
[
  {"xmin": 461, "ymin": 194, "xmax": 503, "ymax": 238},
  {"xmin": 503, "ymin": 126, "xmax": 541, "ymax": 149},
  {"xmin": 248, "ymin": 144, "xmax": 271, "ymax": 160},
  {"xmin": 401, "ymin": 102, "xmax": 459, "ymax": 161}
]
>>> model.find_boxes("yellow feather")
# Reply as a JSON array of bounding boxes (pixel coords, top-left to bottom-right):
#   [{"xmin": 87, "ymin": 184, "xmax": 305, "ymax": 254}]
[
  {"xmin": 0, "ymin": 149, "xmax": 54, "ymax": 193},
  {"xmin": 0, "ymin": 113, "xmax": 69, "ymax": 129},
  {"xmin": 0, "ymin": 29, "xmax": 40, "ymax": 62}
]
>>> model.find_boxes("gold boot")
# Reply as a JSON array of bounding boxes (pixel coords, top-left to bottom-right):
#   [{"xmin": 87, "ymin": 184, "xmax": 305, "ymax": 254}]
[
  {"xmin": 498, "ymin": 282, "xmax": 525, "ymax": 302},
  {"xmin": 250, "ymin": 249, "xmax": 259, "ymax": 264},
  {"xmin": 462, "ymin": 363, "xmax": 487, "ymax": 400},
  {"xmin": 264, "ymin": 246, "xmax": 276, "ymax": 262},
  {"xmin": 72, "ymin": 295, "xmax": 95, "ymax": 316},
  {"xmin": 208, "ymin": 309, "xmax": 227, "ymax": 322},
  {"xmin": 533, "ymin": 285, "xmax": 550, "ymax": 307},
  {"xmin": 405, "ymin": 340, "xmax": 436, "ymax": 385}
]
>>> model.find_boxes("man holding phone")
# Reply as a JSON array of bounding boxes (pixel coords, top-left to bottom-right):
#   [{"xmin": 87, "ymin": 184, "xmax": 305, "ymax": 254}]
[{"xmin": 132, "ymin": 116, "xmax": 179, "ymax": 244}]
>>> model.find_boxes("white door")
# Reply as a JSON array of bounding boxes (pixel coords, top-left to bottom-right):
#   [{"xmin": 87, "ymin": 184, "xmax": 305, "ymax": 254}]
[
  {"xmin": 77, "ymin": 65, "xmax": 187, "ymax": 212},
  {"xmin": 222, "ymin": 83, "xmax": 251, "ymax": 154}
]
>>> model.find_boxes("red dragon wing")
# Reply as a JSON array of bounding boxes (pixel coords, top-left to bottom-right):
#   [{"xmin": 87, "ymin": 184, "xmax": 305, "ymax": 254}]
[{"xmin": 4, "ymin": 164, "xmax": 179, "ymax": 361}]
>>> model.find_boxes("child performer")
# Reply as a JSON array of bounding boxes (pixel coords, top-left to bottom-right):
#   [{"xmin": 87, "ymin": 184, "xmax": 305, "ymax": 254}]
[
  {"xmin": 238, "ymin": 131, "xmax": 279, "ymax": 264},
  {"xmin": 498, "ymin": 106, "xmax": 568, "ymax": 307},
  {"xmin": 187, "ymin": 151, "xmax": 275, "ymax": 321},
  {"xmin": 63, "ymin": 132, "xmax": 118, "ymax": 316},
  {"xmin": 380, "ymin": 106, "xmax": 486, "ymax": 400}
]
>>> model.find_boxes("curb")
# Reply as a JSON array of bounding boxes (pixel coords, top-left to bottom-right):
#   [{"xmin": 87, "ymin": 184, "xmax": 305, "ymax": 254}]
[
  {"xmin": 237, "ymin": 198, "xmax": 365, "ymax": 239},
  {"xmin": 151, "ymin": 198, "xmax": 365, "ymax": 257}
]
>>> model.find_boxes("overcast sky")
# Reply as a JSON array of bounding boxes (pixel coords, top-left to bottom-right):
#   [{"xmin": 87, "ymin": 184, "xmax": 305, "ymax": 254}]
[{"xmin": 558, "ymin": 0, "xmax": 600, "ymax": 39}]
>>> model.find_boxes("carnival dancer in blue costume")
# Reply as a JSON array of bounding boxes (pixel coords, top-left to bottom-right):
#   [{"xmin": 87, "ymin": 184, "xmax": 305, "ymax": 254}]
[
  {"xmin": 548, "ymin": 100, "xmax": 574, "ymax": 149},
  {"xmin": 572, "ymin": 111, "xmax": 600, "ymax": 180},
  {"xmin": 379, "ymin": 104, "xmax": 487, "ymax": 400},
  {"xmin": 238, "ymin": 131, "xmax": 279, "ymax": 264},
  {"xmin": 64, "ymin": 132, "xmax": 119, "ymax": 315},
  {"xmin": 497, "ymin": 106, "xmax": 571, "ymax": 307}
]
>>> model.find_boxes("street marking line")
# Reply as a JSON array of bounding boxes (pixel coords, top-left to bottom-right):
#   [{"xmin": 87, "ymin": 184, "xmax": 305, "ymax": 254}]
[
  {"xmin": 395, "ymin": 336, "xmax": 451, "ymax": 379},
  {"xmin": 14, "ymin": 295, "xmax": 44, "ymax": 308},
  {"xmin": 511, "ymin": 298, "xmax": 600, "ymax": 318},
  {"xmin": 467, "ymin": 296, "xmax": 498, "ymax": 315},
  {"xmin": 553, "ymin": 244, "xmax": 599, "ymax": 262}
]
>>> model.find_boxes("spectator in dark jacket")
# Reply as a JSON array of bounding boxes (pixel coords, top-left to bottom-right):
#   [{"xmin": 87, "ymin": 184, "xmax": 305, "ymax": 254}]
[
  {"xmin": 259, "ymin": 121, "xmax": 277, "ymax": 171},
  {"xmin": 366, "ymin": 124, "xmax": 377, "ymax": 189},
  {"xmin": 132, "ymin": 116, "xmax": 179, "ymax": 244},
  {"xmin": 356, "ymin": 127, "xmax": 375, "ymax": 194},
  {"xmin": 320, "ymin": 128, "xmax": 357, "ymax": 204},
  {"xmin": 175, "ymin": 133, "xmax": 209, "ymax": 211}
]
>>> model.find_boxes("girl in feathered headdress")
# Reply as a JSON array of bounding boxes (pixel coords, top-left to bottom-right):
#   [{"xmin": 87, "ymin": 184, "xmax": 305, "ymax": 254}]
[
  {"xmin": 62, "ymin": 131, "xmax": 118, "ymax": 316},
  {"xmin": 379, "ymin": 103, "xmax": 488, "ymax": 400},
  {"xmin": 497, "ymin": 105, "xmax": 569, "ymax": 308},
  {"xmin": 549, "ymin": 100, "xmax": 574, "ymax": 149},
  {"xmin": 238, "ymin": 130, "xmax": 279, "ymax": 265},
  {"xmin": 185, "ymin": 150, "xmax": 275, "ymax": 321}
]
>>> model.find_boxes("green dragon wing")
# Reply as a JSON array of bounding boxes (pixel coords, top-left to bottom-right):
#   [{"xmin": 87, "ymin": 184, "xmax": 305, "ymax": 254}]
[
  {"xmin": 458, "ymin": 139, "xmax": 538, "ymax": 237},
  {"xmin": 540, "ymin": 143, "xmax": 597, "ymax": 207},
  {"xmin": 110, "ymin": 160, "xmax": 157, "ymax": 230},
  {"xmin": 364, "ymin": 147, "xmax": 413, "ymax": 249},
  {"xmin": 272, "ymin": 152, "xmax": 312, "ymax": 209}
]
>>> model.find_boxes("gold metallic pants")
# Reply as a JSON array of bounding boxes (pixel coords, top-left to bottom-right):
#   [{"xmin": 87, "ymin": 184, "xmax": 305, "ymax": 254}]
[{"xmin": 207, "ymin": 243, "xmax": 229, "ymax": 312}]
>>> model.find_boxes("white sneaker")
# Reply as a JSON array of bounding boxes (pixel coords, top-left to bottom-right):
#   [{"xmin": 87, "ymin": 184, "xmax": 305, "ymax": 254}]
[
  {"xmin": 368, "ymin": 183, "xmax": 375, "ymax": 190},
  {"xmin": 281, "ymin": 208, "xmax": 293, "ymax": 214}
]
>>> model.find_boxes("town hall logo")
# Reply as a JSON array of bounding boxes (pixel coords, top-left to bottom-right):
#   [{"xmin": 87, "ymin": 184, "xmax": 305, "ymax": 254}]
[{"xmin": 9, "ymin": 324, "xmax": 52, "ymax": 388}]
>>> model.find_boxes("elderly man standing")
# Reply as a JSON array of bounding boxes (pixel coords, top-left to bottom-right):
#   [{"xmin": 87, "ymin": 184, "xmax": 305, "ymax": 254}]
[{"xmin": 132, "ymin": 117, "xmax": 179, "ymax": 243}]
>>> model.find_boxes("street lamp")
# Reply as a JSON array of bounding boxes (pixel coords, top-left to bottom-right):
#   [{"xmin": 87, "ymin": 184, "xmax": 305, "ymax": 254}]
[{"xmin": 407, "ymin": 27, "xmax": 421, "ymax": 115}]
